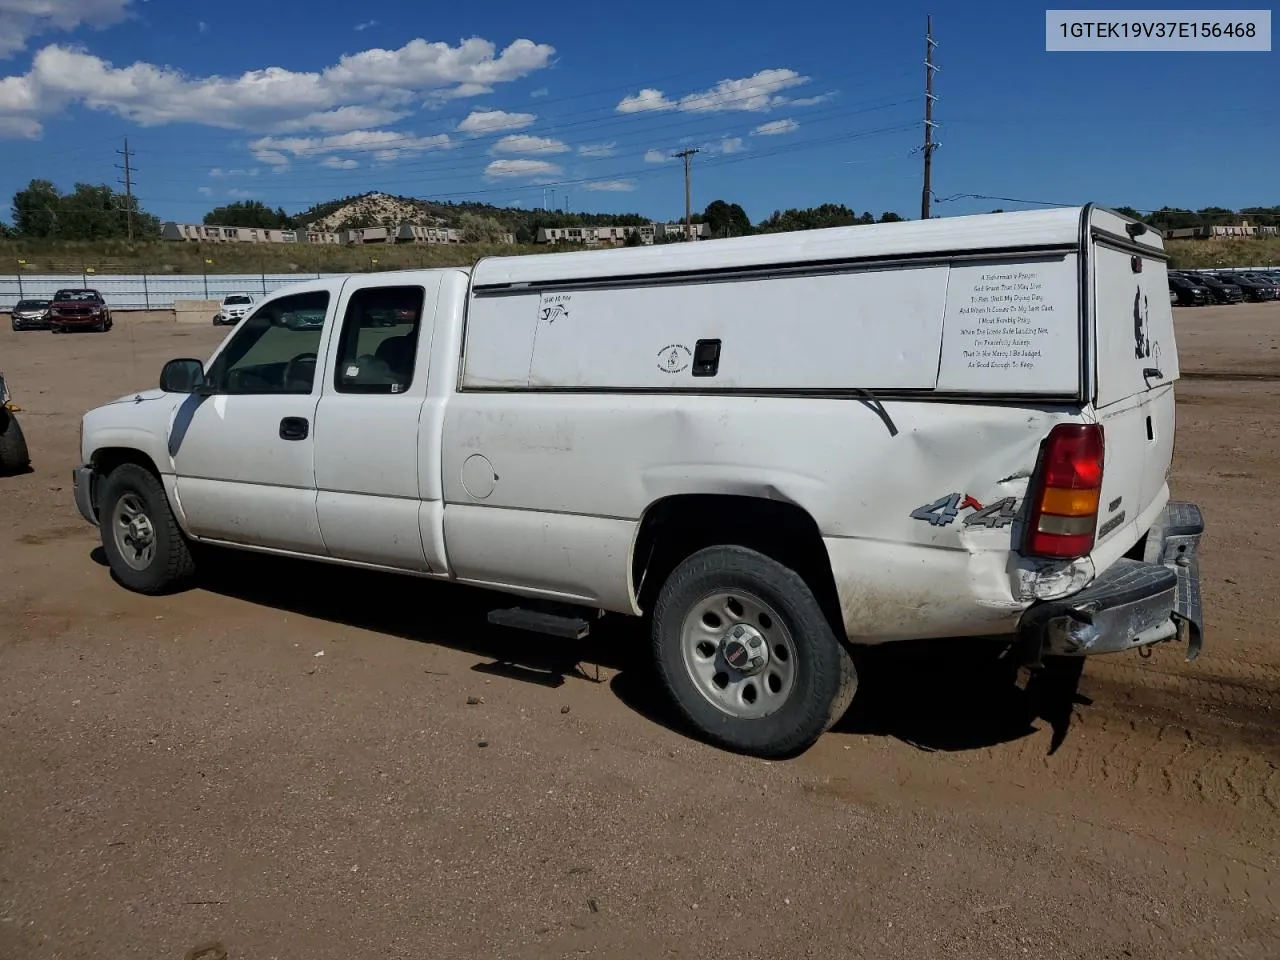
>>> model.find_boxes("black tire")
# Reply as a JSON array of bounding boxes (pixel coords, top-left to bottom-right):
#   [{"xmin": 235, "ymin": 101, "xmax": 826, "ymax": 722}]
[
  {"xmin": 97, "ymin": 463, "xmax": 196, "ymax": 594},
  {"xmin": 0, "ymin": 412, "xmax": 31, "ymax": 474},
  {"xmin": 651, "ymin": 545, "xmax": 857, "ymax": 758}
]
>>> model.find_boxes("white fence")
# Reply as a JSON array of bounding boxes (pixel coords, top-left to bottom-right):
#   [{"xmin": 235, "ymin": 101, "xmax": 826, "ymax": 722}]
[{"xmin": 1, "ymin": 273, "xmax": 342, "ymax": 311}]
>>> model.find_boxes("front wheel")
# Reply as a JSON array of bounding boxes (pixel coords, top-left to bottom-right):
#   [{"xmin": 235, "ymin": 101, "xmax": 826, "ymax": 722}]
[
  {"xmin": 97, "ymin": 464, "xmax": 196, "ymax": 594},
  {"xmin": 0, "ymin": 412, "xmax": 30, "ymax": 474},
  {"xmin": 651, "ymin": 545, "xmax": 857, "ymax": 758}
]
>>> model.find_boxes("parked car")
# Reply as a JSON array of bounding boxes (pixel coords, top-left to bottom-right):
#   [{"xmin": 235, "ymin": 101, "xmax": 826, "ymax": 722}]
[
  {"xmin": 9, "ymin": 298, "xmax": 52, "ymax": 330},
  {"xmin": 1168, "ymin": 274, "xmax": 1210, "ymax": 306},
  {"xmin": 1239, "ymin": 274, "xmax": 1280, "ymax": 299},
  {"xmin": 0, "ymin": 371, "xmax": 30, "ymax": 474},
  {"xmin": 214, "ymin": 293, "xmax": 255, "ymax": 326},
  {"xmin": 48, "ymin": 288, "xmax": 113, "ymax": 333},
  {"xmin": 71, "ymin": 205, "xmax": 1204, "ymax": 758},
  {"xmin": 1214, "ymin": 273, "xmax": 1277, "ymax": 302},
  {"xmin": 1183, "ymin": 273, "xmax": 1243, "ymax": 304}
]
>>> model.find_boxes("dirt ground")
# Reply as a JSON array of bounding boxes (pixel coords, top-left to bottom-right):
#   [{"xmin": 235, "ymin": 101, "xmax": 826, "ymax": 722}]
[{"xmin": 1, "ymin": 305, "xmax": 1277, "ymax": 960}]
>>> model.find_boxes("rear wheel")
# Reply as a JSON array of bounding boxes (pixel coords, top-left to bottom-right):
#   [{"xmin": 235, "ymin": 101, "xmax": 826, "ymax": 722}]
[
  {"xmin": 0, "ymin": 412, "xmax": 30, "ymax": 474},
  {"xmin": 652, "ymin": 545, "xmax": 856, "ymax": 758},
  {"xmin": 98, "ymin": 464, "xmax": 195, "ymax": 594}
]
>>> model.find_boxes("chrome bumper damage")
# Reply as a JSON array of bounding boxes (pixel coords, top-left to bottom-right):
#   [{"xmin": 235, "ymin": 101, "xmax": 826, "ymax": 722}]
[{"xmin": 1018, "ymin": 501, "xmax": 1204, "ymax": 661}]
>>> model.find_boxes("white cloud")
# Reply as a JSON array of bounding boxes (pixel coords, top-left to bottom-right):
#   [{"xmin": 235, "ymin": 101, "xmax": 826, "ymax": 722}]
[
  {"xmin": 354, "ymin": 19, "xmax": 377, "ymax": 31},
  {"xmin": 227, "ymin": 188, "xmax": 255, "ymax": 198},
  {"xmin": 643, "ymin": 149, "xmax": 671, "ymax": 164},
  {"xmin": 577, "ymin": 141, "xmax": 614, "ymax": 157},
  {"xmin": 0, "ymin": 0, "xmax": 133, "ymax": 59},
  {"xmin": 197, "ymin": 185, "xmax": 212, "ymax": 196},
  {"xmin": 582, "ymin": 180, "xmax": 636, "ymax": 192},
  {"xmin": 250, "ymin": 129, "xmax": 453, "ymax": 163},
  {"xmin": 616, "ymin": 69, "xmax": 810, "ymax": 116},
  {"xmin": 616, "ymin": 88, "xmax": 674, "ymax": 114},
  {"xmin": 254, "ymin": 149, "xmax": 289, "ymax": 167},
  {"xmin": 274, "ymin": 105, "xmax": 410, "ymax": 133},
  {"xmin": 719, "ymin": 136, "xmax": 744, "ymax": 154},
  {"xmin": 0, "ymin": 35, "xmax": 554, "ymax": 138},
  {"xmin": 321, "ymin": 156, "xmax": 358, "ymax": 169},
  {"xmin": 491, "ymin": 133, "xmax": 568, "ymax": 155},
  {"xmin": 0, "ymin": 114, "xmax": 41, "ymax": 137},
  {"xmin": 484, "ymin": 158, "xmax": 560, "ymax": 180},
  {"xmin": 457, "ymin": 108, "xmax": 535, "ymax": 134},
  {"xmin": 530, "ymin": 87, "xmax": 548, "ymax": 98},
  {"xmin": 679, "ymin": 69, "xmax": 808, "ymax": 112},
  {"xmin": 197, "ymin": 21, "xmax": 208, "ymax": 34},
  {"xmin": 752, "ymin": 118, "xmax": 798, "ymax": 136},
  {"xmin": 791, "ymin": 93, "xmax": 832, "ymax": 107}
]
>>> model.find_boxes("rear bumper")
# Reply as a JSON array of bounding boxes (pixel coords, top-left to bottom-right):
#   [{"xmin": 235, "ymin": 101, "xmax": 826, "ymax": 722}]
[
  {"xmin": 1018, "ymin": 501, "xmax": 1204, "ymax": 661},
  {"xmin": 72, "ymin": 465, "xmax": 98, "ymax": 526}
]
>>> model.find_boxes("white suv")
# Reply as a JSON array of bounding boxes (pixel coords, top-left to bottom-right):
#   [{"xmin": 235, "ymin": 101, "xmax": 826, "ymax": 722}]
[{"xmin": 214, "ymin": 293, "xmax": 255, "ymax": 326}]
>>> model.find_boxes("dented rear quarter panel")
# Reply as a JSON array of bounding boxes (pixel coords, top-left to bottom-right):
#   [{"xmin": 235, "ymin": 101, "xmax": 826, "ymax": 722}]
[{"xmin": 439, "ymin": 391, "xmax": 1092, "ymax": 641}]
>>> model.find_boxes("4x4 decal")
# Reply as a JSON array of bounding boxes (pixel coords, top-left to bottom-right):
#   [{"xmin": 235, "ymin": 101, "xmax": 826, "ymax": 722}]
[{"xmin": 910, "ymin": 493, "xmax": 1021, "ymax": 528}]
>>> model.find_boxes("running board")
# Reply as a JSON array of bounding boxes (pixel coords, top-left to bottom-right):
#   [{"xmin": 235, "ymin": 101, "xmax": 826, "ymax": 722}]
[{"xmin": 487, "ymin": 606, "xmax": 597, "ymax": 640}]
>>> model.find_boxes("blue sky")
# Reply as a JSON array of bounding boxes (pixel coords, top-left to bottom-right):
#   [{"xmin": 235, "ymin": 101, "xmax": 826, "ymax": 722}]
[{"xmin": 0, "ymin": 0, "xmax": 1275, "ymax": 227}]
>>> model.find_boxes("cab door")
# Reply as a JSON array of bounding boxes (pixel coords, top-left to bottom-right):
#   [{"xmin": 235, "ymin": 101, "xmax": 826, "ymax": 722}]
[{"xmin": 169, "ymin": 283, "xmax": 342, "ymax": 554}]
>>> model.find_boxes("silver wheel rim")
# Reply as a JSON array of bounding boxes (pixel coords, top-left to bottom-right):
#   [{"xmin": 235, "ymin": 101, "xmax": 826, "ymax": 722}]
[
  {"xmin": 680, "ymin": 590, "xmax": 798, "ymax": 720},
  {"xmin": 111, "ymin": 492, "xmax": 157, "ymax": 571}
]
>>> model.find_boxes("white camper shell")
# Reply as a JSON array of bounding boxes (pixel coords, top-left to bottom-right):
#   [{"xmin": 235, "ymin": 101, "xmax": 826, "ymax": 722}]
[{"xmin": 72, "ymin": 204, "xmax": 1204, "ymax": 757}]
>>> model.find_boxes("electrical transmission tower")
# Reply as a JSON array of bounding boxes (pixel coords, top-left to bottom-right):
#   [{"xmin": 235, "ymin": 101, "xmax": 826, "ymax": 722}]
[
  {"xmin": 673, "ymin": 148, "xmax": 700, "ymax": 238},
  {"xmin": 115, "ymin": 137, "xmax": 136, "ymax": 241}
]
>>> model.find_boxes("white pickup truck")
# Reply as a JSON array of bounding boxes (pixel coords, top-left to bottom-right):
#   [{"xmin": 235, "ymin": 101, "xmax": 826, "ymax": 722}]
[{"xmin": 72, "ymin": 205, "xmax": 1204, "ymax": 757}]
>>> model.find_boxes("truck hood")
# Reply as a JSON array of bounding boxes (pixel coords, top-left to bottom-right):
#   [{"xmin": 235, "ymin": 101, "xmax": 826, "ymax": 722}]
[{"xmin": 108, "ymin": 387, "xmax": 168, "ymax": 405}]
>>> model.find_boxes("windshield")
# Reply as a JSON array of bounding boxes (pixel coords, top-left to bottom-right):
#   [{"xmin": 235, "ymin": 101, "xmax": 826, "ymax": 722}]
[
  {"xmin": 224, "ymin": 295, "xmax": 253, "ymax": 305},
  {"xmin": 15, "ymin": 299, "xmax": 50, "ymax": 310},
  {"xmin": 53, "ymin": 289, "xmax": 99, "ymax": 301}
]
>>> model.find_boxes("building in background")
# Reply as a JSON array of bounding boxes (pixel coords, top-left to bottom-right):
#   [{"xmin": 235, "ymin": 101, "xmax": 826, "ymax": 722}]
[{"xmin": 535, "ymin": 222, "xmax": 710, "ymax": 246}]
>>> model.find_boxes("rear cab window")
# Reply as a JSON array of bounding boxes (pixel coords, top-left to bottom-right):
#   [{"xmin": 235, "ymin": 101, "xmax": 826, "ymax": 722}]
[{"xmin": 332, "ymin": 286, "xmax": 426, "ymax": 394}]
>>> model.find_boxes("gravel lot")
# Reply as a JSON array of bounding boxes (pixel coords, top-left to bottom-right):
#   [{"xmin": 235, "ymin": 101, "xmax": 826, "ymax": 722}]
[{"xmin": 1, "ymin": 305, "xmax": 1277, "ymax": 959}]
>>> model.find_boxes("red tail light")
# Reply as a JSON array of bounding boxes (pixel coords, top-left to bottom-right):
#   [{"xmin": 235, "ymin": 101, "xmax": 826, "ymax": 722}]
[{"xmin": 1022, "ymin": 423, "xmax": 1105, "ymax": 559}]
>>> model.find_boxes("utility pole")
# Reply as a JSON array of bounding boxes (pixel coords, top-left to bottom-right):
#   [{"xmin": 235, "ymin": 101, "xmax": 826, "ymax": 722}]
[
  {"xmin": 673, "ymin": 147, "xmax": 699, "ymax": 238},
  {"xmin": 116, "ymin": 137, "xmax": 136, "ymax": 241},
  {"xmin": 920, "ymin": 15, "xmax": 939, "ymax": 220}
]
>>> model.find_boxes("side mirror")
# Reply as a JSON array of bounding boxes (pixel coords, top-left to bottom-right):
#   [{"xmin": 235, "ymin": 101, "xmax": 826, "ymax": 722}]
[{"xmin": 160, "ymin": 358, "xmax": 206, "ymax": 394}]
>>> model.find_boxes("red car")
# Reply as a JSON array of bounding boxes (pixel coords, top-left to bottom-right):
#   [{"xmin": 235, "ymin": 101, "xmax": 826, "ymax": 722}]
[{"xmin": 49, "ymin": 288, "xmax": 113, "ymax": 333}]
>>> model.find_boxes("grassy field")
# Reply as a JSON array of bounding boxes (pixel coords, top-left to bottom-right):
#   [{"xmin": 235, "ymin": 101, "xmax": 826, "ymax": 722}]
[
  {"xmin": 2, "ymin": 235, "xmax": 1277, "ymax": 276},
  {"xmin": 0, "ymin": 239, "xmax": 573, "ymax": 276}
]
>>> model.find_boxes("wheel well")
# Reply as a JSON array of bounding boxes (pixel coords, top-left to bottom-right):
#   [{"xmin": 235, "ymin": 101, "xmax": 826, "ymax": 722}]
[
  {"xmin": 92, "ymin": 447, "xmax": 161, "ymax": 481},
  {"xmin": 632, "ymin": 494, "xmax": 843, "ymax": 631}
]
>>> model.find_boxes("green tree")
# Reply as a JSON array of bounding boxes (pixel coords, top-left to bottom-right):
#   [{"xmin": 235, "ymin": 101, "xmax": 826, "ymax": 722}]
[
  {"xmin": 624, "ymin": 229, "xmax": 645, "ymax": 247},
  {"xmin": 702, "ymin": 200, "xmax": 752, "ymax": 238},
  {"xmin": 11, "ymin": 179, "xmax": 62, "ymax": 237},
  {"xmin": 755, "ymin": 203, "xmax": 862, "ymax": 234},
  {"xmin": 203, "ymin": 200, "xmax": 294, "ymax": 229},
  {"xmin": 458, "ymin": 212, "xmax": 508, "ymax": 244},
  {"xmin": 10, "ymin": 179, "xmax": 158, "ymax": 240},
  {"xmin": 878, "ymin": 211, "xmax": 905, "ymax": 223}
]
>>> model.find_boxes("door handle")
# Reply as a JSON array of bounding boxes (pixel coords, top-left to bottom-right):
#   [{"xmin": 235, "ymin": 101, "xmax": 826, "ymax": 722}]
[{"xmin": 279, "ymin": 417, "xmax": 309, "ymax": 441}]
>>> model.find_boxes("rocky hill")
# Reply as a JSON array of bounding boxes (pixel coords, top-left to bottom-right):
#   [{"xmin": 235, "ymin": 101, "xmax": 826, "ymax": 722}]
[
  {"xmin": 294, "ymin": 192, "xmax": 648, "ymax": 243},
  {"xmin": 303, "ymin": 192, "xmax": 438, "ymax": 230}
]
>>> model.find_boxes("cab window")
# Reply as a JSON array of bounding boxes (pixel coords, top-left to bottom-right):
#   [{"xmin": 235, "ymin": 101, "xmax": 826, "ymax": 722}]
[
  {"xmin": 205, "ymin": 290, "xmax": 330, "ymax": 395},
  {"xmin": 332, "ymin": 286, "xmax": 425, "ymax": 394}
]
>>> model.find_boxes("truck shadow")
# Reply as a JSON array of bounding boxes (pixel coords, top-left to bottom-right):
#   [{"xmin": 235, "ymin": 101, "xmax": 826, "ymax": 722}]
[
  {"xmin": 92, "ymin": 546, "xmax": 1089, "ymax": 755},
  {"xmin": 831, "ymin": 642, "xmax": 1090, "ymax": 754}
]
